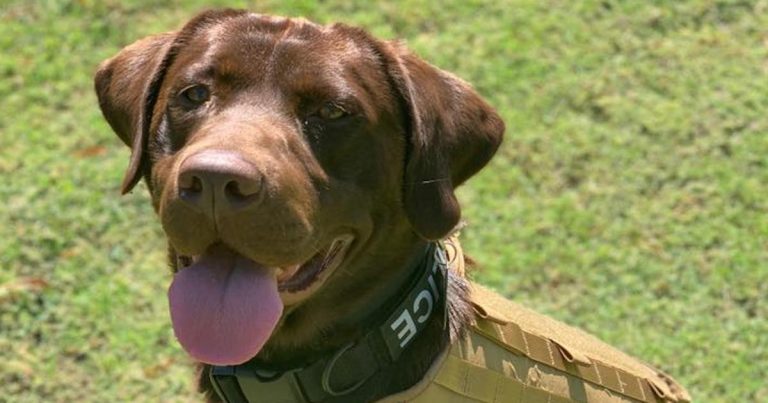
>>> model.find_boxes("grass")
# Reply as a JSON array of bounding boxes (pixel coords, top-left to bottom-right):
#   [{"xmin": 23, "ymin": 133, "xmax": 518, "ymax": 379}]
[{"xmin": 1, "ymin": 0, "xmax": 766, "ymax": 401}]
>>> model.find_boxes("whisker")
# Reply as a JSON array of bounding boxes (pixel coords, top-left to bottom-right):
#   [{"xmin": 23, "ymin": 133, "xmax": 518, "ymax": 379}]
[{"xmin": 417, "ymin": 178, "xmax": 450, "ymax": 184}]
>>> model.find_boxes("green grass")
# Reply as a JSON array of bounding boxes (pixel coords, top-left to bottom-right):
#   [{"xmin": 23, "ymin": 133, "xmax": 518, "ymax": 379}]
[{"xmin": 1, "ymin": 0, "xmax": 766, "ymax": 401}]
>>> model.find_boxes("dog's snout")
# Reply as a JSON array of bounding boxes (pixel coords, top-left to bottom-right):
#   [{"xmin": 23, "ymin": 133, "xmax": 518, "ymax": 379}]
[{"xmin": 178, "ymin": 151, "xmax": 262, "ymax": 215}]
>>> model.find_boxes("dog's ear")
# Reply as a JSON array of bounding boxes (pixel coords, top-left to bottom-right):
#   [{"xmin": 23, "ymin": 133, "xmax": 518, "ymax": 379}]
[
  {"xmin": 386, "ymin": 45, "xmax": 505, "ymax": 240},
  {"xmin": 94, "ymin": 32, "xmax": 176, "ymax": 194},
  {"xmin": 95, "ymin": 9, "xmax": 248, "ymax": 194}
]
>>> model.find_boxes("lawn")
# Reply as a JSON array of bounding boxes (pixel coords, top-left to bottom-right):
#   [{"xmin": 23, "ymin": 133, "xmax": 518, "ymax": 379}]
[{"xmin": 1, "ymin": 0, "xmax": 766, "ymax": 401}]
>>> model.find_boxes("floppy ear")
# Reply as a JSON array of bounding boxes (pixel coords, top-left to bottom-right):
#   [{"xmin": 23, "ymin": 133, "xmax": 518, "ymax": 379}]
[
  {"xmin": 94, "ymin": 32, "xmax": 176, "ymax": 194},
  {"xmin": 387, "ymin": 45, "xmax": 505, "ymax": 240}
]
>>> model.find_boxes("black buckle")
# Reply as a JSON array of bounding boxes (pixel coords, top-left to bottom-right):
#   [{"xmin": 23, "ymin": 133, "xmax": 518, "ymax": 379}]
[
  {"xmin": 210, "ymin": 366, "xmax": 248, "ymax": 403},
  {"xmin": 211, "ymin": 364, "xmax": 311, "ymax": 403}
]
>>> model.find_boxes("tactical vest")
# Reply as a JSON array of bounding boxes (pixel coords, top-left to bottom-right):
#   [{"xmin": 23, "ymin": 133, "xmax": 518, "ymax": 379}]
[
  {"xmin": 377, "ymin": 282, "xmax": 690, "ymax": 403},
  {"xmin": 378, "ymin": 237, "xmax": 689, "ymax": 403}
]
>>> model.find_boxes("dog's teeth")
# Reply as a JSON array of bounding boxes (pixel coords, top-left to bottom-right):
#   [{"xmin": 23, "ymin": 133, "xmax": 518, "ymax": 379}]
[{"xmin": 277, "ymin": 264, "xmax": 301, "ymax": 282}]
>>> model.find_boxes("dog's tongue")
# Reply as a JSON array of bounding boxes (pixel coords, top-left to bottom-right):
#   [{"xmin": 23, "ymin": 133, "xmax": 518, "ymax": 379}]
[{"xmin": 168, "ymin": 247, "xmax": 283, "ymax": 365}]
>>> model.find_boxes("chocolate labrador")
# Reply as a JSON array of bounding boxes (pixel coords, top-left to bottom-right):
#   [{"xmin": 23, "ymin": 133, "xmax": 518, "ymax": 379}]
[
  {"xmin": 95, "ymin": 10, "xmax": 690, "ymax": 403},
  {"xmin": 97, "ymin": 9, "xmax": 680, "ymax": 403}
]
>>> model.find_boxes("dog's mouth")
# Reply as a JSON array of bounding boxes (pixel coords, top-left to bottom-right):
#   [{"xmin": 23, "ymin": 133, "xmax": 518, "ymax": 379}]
[
  {"xmin": 169, "ymin": 235, "xmax": 354, "ymax": 366},
  {"xmin": 176, "ymin": 234, "xmax": 354, "ymax": 296},
  {"xmin": 274, "ymin": 234, "xmax": 354, "ymax": 294}
]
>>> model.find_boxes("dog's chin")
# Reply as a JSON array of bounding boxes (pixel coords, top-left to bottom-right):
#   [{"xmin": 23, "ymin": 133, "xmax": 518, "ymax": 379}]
[{"xmin": 176, "ymin": 234, "xmax": 355, "ymax": 308}]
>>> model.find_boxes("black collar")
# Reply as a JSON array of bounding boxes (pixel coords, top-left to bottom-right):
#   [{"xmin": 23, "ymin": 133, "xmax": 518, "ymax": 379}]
[{"xmin": 210, "ymin": 242, "xmax": 450, "ymax": 403}]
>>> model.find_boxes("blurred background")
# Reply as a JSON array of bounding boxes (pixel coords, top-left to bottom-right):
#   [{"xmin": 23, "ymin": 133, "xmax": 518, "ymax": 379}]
[{"xmin": 1, "ymin": 0, "xmax": 766, "ymax": 401}]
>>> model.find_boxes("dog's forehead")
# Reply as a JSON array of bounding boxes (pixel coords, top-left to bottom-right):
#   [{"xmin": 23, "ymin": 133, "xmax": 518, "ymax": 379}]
[{"xmin": 183, "ymin": 14, "xmax": 370, "ymax": 89}]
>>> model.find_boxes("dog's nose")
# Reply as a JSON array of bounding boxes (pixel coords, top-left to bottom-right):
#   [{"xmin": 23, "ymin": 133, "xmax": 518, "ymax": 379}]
[{"xmin": 177, "ymin": 151, "xmax": 262, "ymax": 215}]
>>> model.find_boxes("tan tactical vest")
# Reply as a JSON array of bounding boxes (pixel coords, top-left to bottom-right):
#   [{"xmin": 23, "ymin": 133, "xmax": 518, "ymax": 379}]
[{"xmin": 380, "ymin": 239, "xmax": 690, "ymax": 403}]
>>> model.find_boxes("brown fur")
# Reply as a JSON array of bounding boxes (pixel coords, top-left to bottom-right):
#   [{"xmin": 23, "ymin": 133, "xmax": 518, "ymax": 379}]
[{"xmin": 95, "ymin": 9, "xmax": 503, "ymax": 402}]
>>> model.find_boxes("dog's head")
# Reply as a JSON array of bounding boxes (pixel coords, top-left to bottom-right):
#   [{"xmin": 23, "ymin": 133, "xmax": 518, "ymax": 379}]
[{"xmin": 95, "ymin": 9, "xmax": 503, "ymax": 366}]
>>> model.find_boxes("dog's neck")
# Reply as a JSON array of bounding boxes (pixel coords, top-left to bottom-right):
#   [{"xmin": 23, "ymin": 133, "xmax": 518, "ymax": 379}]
[{"xmin": 192, "ymin": 239, "xmax": 474, "ymax": 402}]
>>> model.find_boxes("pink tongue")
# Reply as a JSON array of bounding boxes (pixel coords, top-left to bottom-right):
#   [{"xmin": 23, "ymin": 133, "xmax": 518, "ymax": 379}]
[{"xmin": 168, "ymin": 247, "xmax": 283, "ymax": 365}]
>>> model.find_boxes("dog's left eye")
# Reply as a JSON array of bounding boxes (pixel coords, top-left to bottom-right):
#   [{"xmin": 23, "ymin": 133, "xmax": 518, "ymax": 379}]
[
  {"xmin": 179, "ymin": 84, "xmax": 210, "ymax": 106},
  {"xmin": 318, "ymin": 103, "xmax": 348, "ymax": 120}
]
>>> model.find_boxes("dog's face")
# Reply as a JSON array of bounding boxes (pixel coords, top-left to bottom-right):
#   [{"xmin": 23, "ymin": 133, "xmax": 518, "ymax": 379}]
[{"xmin": 96, "ymin": 10, "xmax": 503, "ymax": 366}]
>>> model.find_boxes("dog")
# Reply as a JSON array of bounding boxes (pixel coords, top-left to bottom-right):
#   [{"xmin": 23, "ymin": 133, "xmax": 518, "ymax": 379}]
[{"xmin": 95, "ymin": 9, "xmax": 689, "ymax": 402}]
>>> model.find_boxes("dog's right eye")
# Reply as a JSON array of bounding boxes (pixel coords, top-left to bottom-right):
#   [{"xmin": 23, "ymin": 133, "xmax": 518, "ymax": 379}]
[
  {"xmin": 318, "ymin": 103, "xmax": 348, "ymax": 120},
  {"xmin": 179, "ymin": 84, "xmax": 210, "ymax": 107}
]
